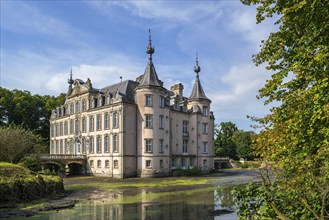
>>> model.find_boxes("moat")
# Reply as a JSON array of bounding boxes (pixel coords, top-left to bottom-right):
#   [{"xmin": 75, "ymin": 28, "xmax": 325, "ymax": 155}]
[{"xmin": 12, "ymin": 170, "xmax": 260, "ymax": 220}]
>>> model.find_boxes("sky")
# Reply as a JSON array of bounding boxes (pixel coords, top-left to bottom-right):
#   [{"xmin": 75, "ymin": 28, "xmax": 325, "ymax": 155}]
[{"xmin": 0, "ymin": 0, "xmax": 278, "ymax": 131}]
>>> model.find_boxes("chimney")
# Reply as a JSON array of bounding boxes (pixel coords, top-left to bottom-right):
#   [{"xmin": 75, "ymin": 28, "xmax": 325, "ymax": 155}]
[{"xmin": 171, "ymin": 83, "xmax": 184, "ymax": 98}]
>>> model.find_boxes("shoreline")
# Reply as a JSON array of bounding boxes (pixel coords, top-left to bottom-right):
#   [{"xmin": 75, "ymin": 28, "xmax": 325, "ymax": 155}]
[{"xmin": 0, "ymin": 169, "xmax": 261, "ymax": 218}]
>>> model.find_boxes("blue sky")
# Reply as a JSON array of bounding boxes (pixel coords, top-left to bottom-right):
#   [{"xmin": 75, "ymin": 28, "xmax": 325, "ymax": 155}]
[{"xmin": 0, "ymin": 1, "xmax": 277, "ymax": 131}]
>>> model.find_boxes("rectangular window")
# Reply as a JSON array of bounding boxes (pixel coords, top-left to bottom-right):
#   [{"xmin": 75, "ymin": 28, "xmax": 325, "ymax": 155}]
[
  {"xmin": 51, "ymin": 141, "xmax": 54, "ymax": 154},
  {"xmin": 105, "ymin": 160, "xmax": 110, "ymax": 168},
  {"xmin": 183, "ymin": 121, "xmax": 188, "ymax": 135},
  {"xmin": 89, "ymin": 136, "xmax": 94, "ymax": 153},
  {"xmin": 75, "ymin": 102, "xmax": 80, "ymax": 113},
  {"xmin": 75, "ymin": 119, "xmax": 79, "ymax": 135},
  {"xmin": 190, "ymin": 158, "xmax": 195, "ymax": 167},
  {"xmin": 89, "ymin": 116, "xmax": 94, "ymax": 132},
  {"xmin": 160, "ymin": 160, "xmax": 163, "ymax": 168},
  {"xmin": 55, "ymin": 124, "xmax": 58, "ymax": 137},
  {"xmin": 82, "ymin": 138, "xmax": 86, "ymax": 154},
  {"xmin": 145, "ymin": 95, "xmax": 153, "ymax": 106},
  {"xmin": 145, "ymin": 139, "xmax": 153, "ymax": 152},
  {"xmin": 203, "ymin": 123, "xmax": 208, "ymax": 134},
  {"xmin": 96, "ymin": 114, "xmax": 102, "ymax": 130},
  {"xmin": 203, "ymin": 142, "xmax": 208, "ymax": 153},
  {"xmin": 96, "ymin": 136, "xmax": 102, "ymax": 153},
  {"xmin": 171, "ymin": 158, "xmax": 176, "ymax": 168},
  {"xmin": 104, "ymin": 135, "xmax": 109, "ymax": 153},
  {"xmin": 114, "ymin": 160, "xmax": 118, "ymax": 168},
  {"xmin": 82, "ymin": 100, "xmax": 86, "ymax": 112},
  {"xmin": 90, "ymin": 160, "xmax": 94, "ymax": 168},
  {"xmin": 70, "ymin": 103, "xmax": 74, "ymax": 115},
  {"xmin": 97, "ymin": 160, "xmax": 101, "ymax": 168},
  {"xmin": 104, "ymin": 113, "xmax": 109, "ymax": 129},
  {"xmin": 82, "ymin": 118, "xmax": 86, "ymax": 133},
  {"xmin": 70, "ymin": 119, "xmax": 74, "ymax": 135},
  {"xmin": 159, "ymin": 115, "xmax": 164, "ymax": 129},
  {"xmin": 159, "ymin": 96, "xmax": 165, "ymax": 107},
  {"xmin": 181, "ymin": 158, "xmax": 186, "ymax": 168},
  {"xmin": 113, "ymin": 112, "xmax": 118, "ymax": 128},
  {"xmin": 59, "ymin": 123, "xmax": 63, "ymax": 136},
  {"xmin": 60, "ymin": 140, "xmax": 63, "ymax": 154},
  {"xmin": 183, "ymin": 140, "xmax": 188, "ymax": 153},
  {"xmin": 159, "ymin": 139, "xmax": 164, "ymax": 153},
  {"xmin": 64, "ymin": 121, "xmax": 68, "ymax": 135},
  {"xmin": 146, "ymin": 160, "xmax": 152, "ymax": 168},
  {"xmin": 113, "ymin": 135, "xmax": 119, "ymax": 152},
  {"xmin": 50, "ymin": 125, "xmax": 54, "ymax": 138},
  {"xmin": 203, "ymin": 159, "xmax": 207, "ymax": 166},
  {"xmin": 145, "ymin": 115, "xmax": 153, "ymax": 128},
  {"xmin": 203, "ymin": 106, "xmax": 209, "ymax": 116}
]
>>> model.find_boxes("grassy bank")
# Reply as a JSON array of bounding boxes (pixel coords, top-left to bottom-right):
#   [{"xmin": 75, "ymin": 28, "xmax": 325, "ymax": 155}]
[{"xmin": 0, "ymin": 162, "xmax": 65, "ymax": 204}]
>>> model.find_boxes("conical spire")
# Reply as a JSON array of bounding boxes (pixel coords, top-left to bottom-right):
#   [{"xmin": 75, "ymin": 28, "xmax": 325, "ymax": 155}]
[
  {"xmin": 68, "ymin": 68, "xmax": 74, "ymax": 86},
  {"xmin": 189, "ymin": 54, "xmax": 209, "ymax": 100},
  {"xmin": 139, "ymin": 29, "xmax": 162, "ymax": 87}
]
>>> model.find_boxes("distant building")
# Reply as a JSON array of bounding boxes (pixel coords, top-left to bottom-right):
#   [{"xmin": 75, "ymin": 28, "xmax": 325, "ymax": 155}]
[{"xmin": 49, "ymin": 32, "xmax": 215, "ymax": 178}]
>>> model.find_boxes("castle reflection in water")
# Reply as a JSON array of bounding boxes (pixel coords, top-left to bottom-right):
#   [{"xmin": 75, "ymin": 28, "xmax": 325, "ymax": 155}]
[{"xmin": 45, "ymin": 187, "xmax": 237, "ymax": 220}]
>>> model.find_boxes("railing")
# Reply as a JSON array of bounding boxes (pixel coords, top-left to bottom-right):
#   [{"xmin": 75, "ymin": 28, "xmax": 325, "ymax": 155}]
[
  {"xmin": 41, "ymin": 154, "xmax": 87, "ymax": 160},
  {"xmin": 214, "ymin": 157, "xmax": 230, "ymax": 160},
  {"xmin": 182, "ymin": 132, "xmax": 189, "ymax": 137}
]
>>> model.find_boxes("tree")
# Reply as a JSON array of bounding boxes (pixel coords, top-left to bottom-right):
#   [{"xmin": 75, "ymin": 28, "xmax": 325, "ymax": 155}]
[
  {"xmin": 235, "ymin": 0, "xmax": 329, "ymax": 219},
  {"xmin": 232, "ymin": 130, "xmax": 255, "ymax": 160},
  {"xmin": 0, "ymin": 87, "xmax": 66, "ymax": 145},
  {"xmin": 214, "ymin": 122, "xmax": 238, "ymax": 158},
  {"xmin": 0, "ymin": 125, "xmax": 45, "ymax": 163}
]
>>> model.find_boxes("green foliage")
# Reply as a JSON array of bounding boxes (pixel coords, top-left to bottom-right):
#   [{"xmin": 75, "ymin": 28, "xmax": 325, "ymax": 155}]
[
  {"xmin": 215, "ymin": 122, "xmax": 255, "ymax": 160},
  {"xmin": 19, "ymin": 154, "xmax": 41, "ymax": 172},
  {"xmin": 0, "ymin": 162, "xmax": 64, "ymax": 202},
  {"xmin": 233, "ymin": 130, "xmax": 255, "ymax": 160},
  {"xmin": 214, "ymin": 122, "xmax": 238, "ymax": 158},
  {"xmin": 0, "ymin": 87, "xmax": 66, "ymax": 144},
  {"xmin": 172, "ymin": 167, "xmax": 200, "ymax": 177},
  {"xmin": 238, "ymin": 0, "xmax": 329, "ymax": 219},
  {"xmin": 0, "ymin": 125, "xmax": 45, "ymax": 164}
]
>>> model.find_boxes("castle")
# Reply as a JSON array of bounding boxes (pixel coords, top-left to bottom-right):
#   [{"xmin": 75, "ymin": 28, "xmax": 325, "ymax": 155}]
[{"xmin": 49, "ymin": 32, "xmax": 215, "ymax": 178}]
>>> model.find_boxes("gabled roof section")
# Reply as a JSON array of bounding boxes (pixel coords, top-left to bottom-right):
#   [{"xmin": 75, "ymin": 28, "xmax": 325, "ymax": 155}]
[
  {"xmin": 189, "ymin": 55, "xmax": 210, "ymax": 101},
  {"xmin": 138, "ymin": 30, "xmax": 162, "ymax": 87}
]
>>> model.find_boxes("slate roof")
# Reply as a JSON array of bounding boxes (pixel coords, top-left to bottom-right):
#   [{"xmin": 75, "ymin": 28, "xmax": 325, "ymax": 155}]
[{"xmin": 101, "ymin": 80, "xmax": 139, "ymax": 103}]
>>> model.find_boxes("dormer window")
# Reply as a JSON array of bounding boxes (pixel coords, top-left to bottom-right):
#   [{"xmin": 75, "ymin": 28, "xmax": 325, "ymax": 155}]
[
  {"xmin": 98, "ymin": 97, "xmax": 102, "ymax": 107},
  {"xmin": 81, "ymin": 99, "xmax": 86, "ymax": 112}
]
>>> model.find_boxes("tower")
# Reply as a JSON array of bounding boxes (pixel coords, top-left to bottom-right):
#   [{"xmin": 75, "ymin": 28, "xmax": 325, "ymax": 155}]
[
  {"xmin": 187, "ymin": 54, "xmax": 214, "ymax": 171},
  {"xmin": 135, "ymin": 30, "xmax": 171, "ymax": 177}
]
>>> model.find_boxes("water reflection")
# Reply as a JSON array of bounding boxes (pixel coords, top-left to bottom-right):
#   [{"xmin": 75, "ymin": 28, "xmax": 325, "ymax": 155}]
[{"xmin": 27, "ymin": 186, "xmax": 238, "ymax": 220}]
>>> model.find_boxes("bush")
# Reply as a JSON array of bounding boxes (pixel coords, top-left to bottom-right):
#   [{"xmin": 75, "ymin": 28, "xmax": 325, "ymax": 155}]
[
  {"xmin": 172, "ymin": 167, "xmax": 200, "ymax": 177},
  {"xmin": 19, "ymin": 154, "xmax": 41, "ymax": 172}
]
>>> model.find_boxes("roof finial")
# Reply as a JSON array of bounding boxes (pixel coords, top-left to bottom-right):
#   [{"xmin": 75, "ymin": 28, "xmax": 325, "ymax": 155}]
[
  {"xmin": 68, "ymin": 67, "xmax": 74, "ymax": 85},
  {"xmin": 194, "ymin": 52, "xmax": 201, "ymax": 76},
  {"xmin": 146, "ymin": 29, "xmax": 154, "ymax": 64}
]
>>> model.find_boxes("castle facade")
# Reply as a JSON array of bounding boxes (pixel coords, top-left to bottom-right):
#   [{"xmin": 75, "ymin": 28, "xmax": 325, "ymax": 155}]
[{"xmin": 49, "ymin": 34, "xmax": 215, "ymax": 178}]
